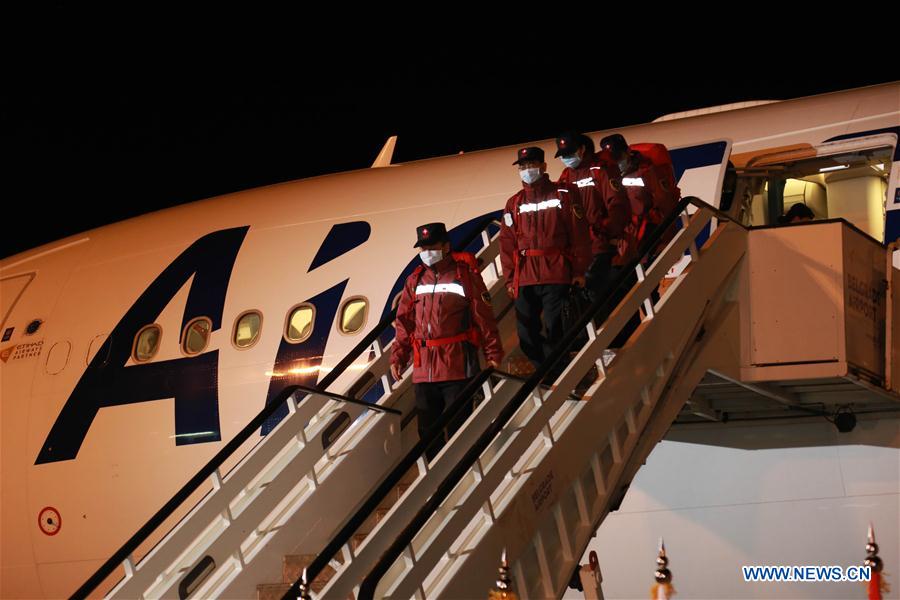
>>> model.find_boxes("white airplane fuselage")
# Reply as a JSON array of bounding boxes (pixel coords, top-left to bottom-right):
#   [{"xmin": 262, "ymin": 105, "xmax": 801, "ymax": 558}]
[{"xmin": 2, "ymin": 82, "xmax": 898, "ymax": 599}]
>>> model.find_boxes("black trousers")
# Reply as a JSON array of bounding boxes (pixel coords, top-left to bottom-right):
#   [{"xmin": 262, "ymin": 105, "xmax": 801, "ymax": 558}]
[
  {"xmin": 585, "ymin": 253, "xmax": 640, "ymax": 348},
  {"xmin": 514, "ymin": 284, "xmax": 569, "ymax": 367},
  {"xmin": 414, "ymin": 379, "xmax": 470, "ymax": 461}
]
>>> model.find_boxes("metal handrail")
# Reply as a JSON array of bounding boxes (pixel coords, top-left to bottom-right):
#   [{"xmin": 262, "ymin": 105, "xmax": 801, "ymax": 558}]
[
  {"xmin": 355, "ymin": 197, "xmax": 728, "ymax": 598},
  {"xmin": 283, "ymin": 368, "xmax": 497, "ymax": 599},
  {"xmin": 70, "ymin": 215, "xmax": 497, "ymax": 600}
]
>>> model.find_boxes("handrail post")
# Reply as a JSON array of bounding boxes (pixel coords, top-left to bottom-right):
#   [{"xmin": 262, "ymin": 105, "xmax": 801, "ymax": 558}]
[{"xmin": 123, "ymin": 555, "xmax": 135, "ymax": 578}]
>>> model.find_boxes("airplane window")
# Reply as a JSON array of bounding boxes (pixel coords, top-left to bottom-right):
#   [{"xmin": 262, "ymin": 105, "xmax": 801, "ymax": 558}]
[
  {"xmin": 182, "ymin": 317, "xmax": 212, "ymax": 355},
  {"xmin": 339, "ymin": 297, "xmax": 368, "ymax": 334},
  {"xmin": 234, "ymin": 311, "xmax": 262, "ymax": 349},
  {"xmin": 134, "ymin": 324, "xmax": 161, "ymax": 362},
  {"xmin": 286, "ymin": 304, "xmax": 315, "ymax": 343}
]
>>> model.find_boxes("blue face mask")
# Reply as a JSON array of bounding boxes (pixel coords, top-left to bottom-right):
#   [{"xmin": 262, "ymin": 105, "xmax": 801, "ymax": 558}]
[
  {"xmin": 561, "ymin": 155, "xmax": 582, "ymax": 169},
  {"xmin": 519, "ymin": 168, "xmax": 542, "ymax": 184}
]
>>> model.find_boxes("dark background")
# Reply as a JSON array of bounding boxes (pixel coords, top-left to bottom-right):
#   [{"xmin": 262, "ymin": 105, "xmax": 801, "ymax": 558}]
[{"xmin": 3, "ymin": 42, "xmax": 896, "ymax": 258}]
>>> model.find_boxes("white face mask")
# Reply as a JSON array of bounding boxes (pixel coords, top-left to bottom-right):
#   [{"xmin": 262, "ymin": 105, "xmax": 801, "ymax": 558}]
[
  {"xmin": 419, "ymin": 249, "xmax": 444, "ymax": 266},
  {"xmin": 561, "ymin": 155, "xmax": 582, "ymax": 169},
  {"xmin": 519, "ymin": 167, "xmax": 542, "ymax": 184}
]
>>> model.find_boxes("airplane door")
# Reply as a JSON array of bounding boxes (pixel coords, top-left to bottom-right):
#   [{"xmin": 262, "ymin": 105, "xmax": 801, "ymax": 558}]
[
  {"xmin": 666, "ymin": 139, "xmax": 733, "ymax": 277},
  {"xmin": 1, "ymin": 272, "xmax": 36, "ymax": 333},
  {"xmin": 808, "ymin": 130, "xmax": 898, "ymax": 266}
]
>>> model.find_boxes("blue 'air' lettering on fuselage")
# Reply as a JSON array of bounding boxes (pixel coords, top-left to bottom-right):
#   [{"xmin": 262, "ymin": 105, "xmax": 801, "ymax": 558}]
[
  {"xmin": 307, "ymin": 221, "xmax": 371, "ymax": 272},
  {"xmin": 35, "ymin": 227, "xmax": 249, "ymax": 465},
  {"xmin": 261, "ymin": 280, "xmax": 349, "ymax": 435},
  {"xmin": 35, "ymin": 140, "xmax": 736, "ymax": 466}
]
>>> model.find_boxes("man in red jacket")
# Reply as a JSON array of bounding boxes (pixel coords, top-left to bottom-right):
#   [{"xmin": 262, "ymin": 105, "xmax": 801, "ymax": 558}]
[
  {"xmin": 600, "ymin": 133, "xmax": 680, "ymax": 251},
  {"xmin": 499, "ymin": 146, "xmax": 590, "ymax": 372},
  {"xmin": 555, "ymin": 132, "xmax": 633, "ymax": 304},
  {"xmin": 390, "ymin": 222, "xmax": 504, "ymax": 459},
  {"xmin": 598, "ymin": 134, "xmax": 681, "ymax": 349}
]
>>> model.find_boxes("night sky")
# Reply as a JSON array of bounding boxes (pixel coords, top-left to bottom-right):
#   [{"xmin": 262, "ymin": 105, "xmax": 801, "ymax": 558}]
[{"xmin": 3, "ymin": 45, "xmax": 896, "ymax": 258}]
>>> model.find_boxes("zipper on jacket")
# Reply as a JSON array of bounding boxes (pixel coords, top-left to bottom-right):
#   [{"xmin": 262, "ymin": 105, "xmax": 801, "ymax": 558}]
[{"xmin": 427, "ymin": 265, "xmax": 438, "ymax": 382}]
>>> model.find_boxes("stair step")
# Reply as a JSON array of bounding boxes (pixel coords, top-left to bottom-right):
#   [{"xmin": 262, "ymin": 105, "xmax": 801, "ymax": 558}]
[
  {"xmin": 257, "ymin": 583, "xmax": 292, "ymax": 600},
  {"xmin": 356, "ymin": 503, "xmax": 395, "ymax": 537},
  {"xmin": 281, "ymin": 554, "xmax": 337, "ymax": 591},
  {"xmin": 398, "ymin": 463, "xmax": 420, "ymax": 485},
  {"xmin": 373, "ymin": 480, "xmax": 413, "ymax": 514},
  {"xmin": 260, "ymin": 458, "xmax": 421, "ymax": 596},
  {"xmin": 282, "ymin": 554, "xmax": 312, "ymax": 585},
  {"xmin": 507, "ymin": 354, "xmax": 536, "ymax": 377},
  {"xmin": 275, "ymin": 479, "xmax": 415, "ymax": 595},
  {"xmin": 350, "ymin": 532, "xmax": 368, "ymax": 553}
]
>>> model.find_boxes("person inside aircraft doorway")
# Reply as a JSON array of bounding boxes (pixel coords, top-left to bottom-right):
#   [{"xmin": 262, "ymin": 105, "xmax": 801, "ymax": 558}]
[
  {"xmin": 390, "ymin": 222, "xmax": 504, "ymax": 461},
  {"xmin": 778, "ymin": 203, "xmax": 815, "ymax": 224}
]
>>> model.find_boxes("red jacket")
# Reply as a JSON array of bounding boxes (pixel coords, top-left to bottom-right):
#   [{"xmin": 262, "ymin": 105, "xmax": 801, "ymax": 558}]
[
  {"xmin": 618, "ymin": 148, "xmax": 680, "ymax": 246},
  {"xmin": 499, "ymin": 174, "xmax": 591, "ymax": 292},
  {"xmin": 558, "ymin": 150, "xmax": 631, "ymax": 259},
  {"xmin": 391, "ymin": 252, "xmax": 503, "ymax": 383}
]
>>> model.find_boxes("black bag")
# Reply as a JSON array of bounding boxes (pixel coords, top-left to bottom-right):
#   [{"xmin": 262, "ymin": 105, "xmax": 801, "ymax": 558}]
[{"xmin": 562, "ymin": 285, "xmax": 592, "ymax": 348}]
